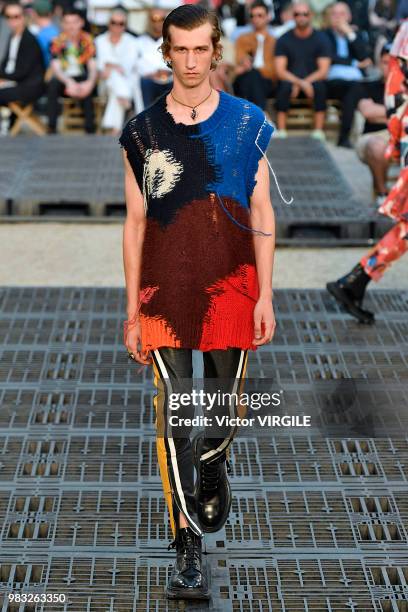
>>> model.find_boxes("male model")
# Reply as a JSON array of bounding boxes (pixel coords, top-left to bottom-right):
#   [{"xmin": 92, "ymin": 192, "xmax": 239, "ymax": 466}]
[{"xmin": 120, "ymin": 4, "xmax": 276, "ymax": 600}]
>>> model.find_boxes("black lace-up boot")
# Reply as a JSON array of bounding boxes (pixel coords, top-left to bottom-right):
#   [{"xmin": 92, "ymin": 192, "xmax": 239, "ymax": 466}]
[
  {"xmin": 326, "ymin": 262, "xmax": 375, "ymax": 324},
  {"xmin": 166, "ymin": 523, "xmax": 210, "ymax": 600},
  {"xmin": 193, "ymin": 432, "xmax": 232, "ymax": 533}
]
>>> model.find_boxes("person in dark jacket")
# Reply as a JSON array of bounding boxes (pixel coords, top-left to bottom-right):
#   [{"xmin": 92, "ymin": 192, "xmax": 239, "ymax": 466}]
[
  {"xmin": 323, "ymin": 1, "xmax": 372, "ymax": 147},
  {"xmin": 0, "ymin": 0, "xmax": 11, "ymax": 63},
  {"xmin": 0, "ymin": 1, "xmax": 45, "ymax": 105}
]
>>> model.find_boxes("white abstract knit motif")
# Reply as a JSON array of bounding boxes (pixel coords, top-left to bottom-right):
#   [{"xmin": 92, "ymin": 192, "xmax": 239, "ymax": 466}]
[{"xmin": 143, "ymin": 149, "xmax": 184, "ymax": 213}]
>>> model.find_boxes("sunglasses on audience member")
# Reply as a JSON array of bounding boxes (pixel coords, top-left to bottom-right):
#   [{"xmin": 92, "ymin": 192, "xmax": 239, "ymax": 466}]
[
  {"xmin": 293, "ymin": 10, "xmax": 310, "ymax": 16},
  {"xmin": 110, "ymin": 19, "xmax": 125, "ymax": 26}
]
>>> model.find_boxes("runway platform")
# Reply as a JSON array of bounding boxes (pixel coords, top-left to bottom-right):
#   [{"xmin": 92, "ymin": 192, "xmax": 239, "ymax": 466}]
[
  {"xmin": 0, "ymin": 287, "xmax": 407, "ymax": 611},
  {"xmin": 0, "ymin": 136, "xmax": 392, "ymax": 246}
]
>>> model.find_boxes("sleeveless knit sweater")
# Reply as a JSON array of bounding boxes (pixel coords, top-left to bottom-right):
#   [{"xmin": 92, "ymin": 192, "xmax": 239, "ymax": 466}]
[{"xmin": 119, "ymin": 90, "xmax": 274, "ymax": 352}]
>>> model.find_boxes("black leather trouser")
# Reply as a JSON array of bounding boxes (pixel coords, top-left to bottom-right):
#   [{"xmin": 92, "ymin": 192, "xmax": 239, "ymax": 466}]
[{"xmin": 150, "ymin": 347, "xmax": 249, "ymax": 538}]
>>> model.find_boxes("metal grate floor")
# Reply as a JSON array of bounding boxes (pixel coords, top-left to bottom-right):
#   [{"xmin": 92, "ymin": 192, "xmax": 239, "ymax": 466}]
[{"xmin": 0, "ymin": 287, "xmax": 407, "ymax": 611}]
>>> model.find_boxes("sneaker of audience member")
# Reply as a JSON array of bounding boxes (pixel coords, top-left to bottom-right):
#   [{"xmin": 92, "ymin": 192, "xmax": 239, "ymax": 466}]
[
  {"xmin": 311, "ymin": 129, "xmax": 326, "ymax": 141},
  {"xmin": 274, "ymin": 129, "xmax": 288, "ymax": 138}
]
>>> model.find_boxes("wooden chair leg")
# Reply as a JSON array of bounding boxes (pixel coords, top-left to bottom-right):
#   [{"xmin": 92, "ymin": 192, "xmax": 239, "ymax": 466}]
[
  {"xmin": 24, "ymin": 112, "xmax": 46, "ymax": 136},
  {"xmin": 8, "ymin": 102, "xmax": 46, "ymax": 136}
]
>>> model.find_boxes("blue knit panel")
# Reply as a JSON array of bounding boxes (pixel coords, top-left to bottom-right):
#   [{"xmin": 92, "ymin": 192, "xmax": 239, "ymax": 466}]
[{"xmin": 199, "ymin": 97, "xmax": 273, "ymax": 209}]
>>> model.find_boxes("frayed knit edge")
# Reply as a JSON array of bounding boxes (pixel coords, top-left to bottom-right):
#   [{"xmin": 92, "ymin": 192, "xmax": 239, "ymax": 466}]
[
  {"xmin": 246, "ymin": 119, "xmax": 274, "ymax": 199},
  {"xmin": 140, "ymin": 314, "xmax": 258, "ymax": 353},
  {"xmin": 118, "ymin": 129, "xmax": 145, "ymax": 194}
]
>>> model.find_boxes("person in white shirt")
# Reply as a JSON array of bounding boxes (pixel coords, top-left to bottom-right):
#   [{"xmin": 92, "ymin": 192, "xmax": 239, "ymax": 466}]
[
  {"xmin": 95, "ymin": 7, "xmax": 138, "ymax": 134},
  {"xmin": 136, "ymin": 7, "xmax": 172, "ymax": 108}
]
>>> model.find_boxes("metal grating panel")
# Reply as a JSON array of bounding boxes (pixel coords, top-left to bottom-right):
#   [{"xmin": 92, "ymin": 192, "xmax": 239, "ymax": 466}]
[
  {"xmin": 0, "ymin": 136, "xmax": 383, "ymax": 243},
  {"xmin": 0, "ymin": 287, "xmax": 407, "ymax": 610}
]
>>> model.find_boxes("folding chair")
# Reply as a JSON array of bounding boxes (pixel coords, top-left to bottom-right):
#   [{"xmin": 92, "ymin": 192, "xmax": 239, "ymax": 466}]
[{"xmin": 7, "ymin": 101, "xmax": 46, "ymax": 136}]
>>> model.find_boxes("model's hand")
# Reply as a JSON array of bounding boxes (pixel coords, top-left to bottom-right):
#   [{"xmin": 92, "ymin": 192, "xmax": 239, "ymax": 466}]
[
  {"xmin": 126, "ymin": 319, "xmax": 152, "ymax": 365},
  {"xmin": 253, "ymin": 296, "xmax": 276, "ymax": 346}
]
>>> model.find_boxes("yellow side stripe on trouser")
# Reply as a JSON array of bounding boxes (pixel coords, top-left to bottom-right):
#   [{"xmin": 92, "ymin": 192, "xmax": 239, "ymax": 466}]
[
  {"xmin": 237, "ymin": 349, "xmax": 249, "ymax": 418},
  {"xmin": 152, "ymin": 359, "xmax": 176, "ymax": 538},
  {"xmin": 152, "ymin": 348, "xmax": 249, "ymax": 537}
]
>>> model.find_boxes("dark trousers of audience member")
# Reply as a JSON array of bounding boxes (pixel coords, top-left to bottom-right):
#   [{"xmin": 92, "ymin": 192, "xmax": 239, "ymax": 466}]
[
  {"xmin": 141, "ymin": 77, "xmax": 172, "ymax": 108},
  {"xmin": 326, "ymin": 79, "xmax": 365, "ymax": 145},
  {"xmin": 275, "ymin": 79, "xmax": 327, "ymax": 113},
  {"xmin": 47, "ymin": 75, "xmax": 95, "ymax": 133},
  {"xmin": 232, "ymin": 69, "xmax": 276, "ymax": 111},
  {"xmin": 0, "ymin": 82, "xmax": 44, "ymax": 105}
]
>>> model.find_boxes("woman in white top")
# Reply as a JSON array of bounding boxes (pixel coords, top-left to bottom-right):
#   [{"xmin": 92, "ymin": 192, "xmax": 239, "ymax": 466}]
[{"xmin": 95, "ymin": 8, "xmax": 138, "ymax": 134}]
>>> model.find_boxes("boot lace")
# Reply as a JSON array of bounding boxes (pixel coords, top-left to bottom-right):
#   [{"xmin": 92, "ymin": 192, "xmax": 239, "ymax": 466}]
[
  {"xmin": 181, "ymin": 530, "xmax": 201, "ymax": 569},
  {"xmin": 168, "ymin": 530, "xmax": 202, "ymax": 569},
  {"xmin": 200, "ymin": 452, "xmax": 228, "ymax": 495}
]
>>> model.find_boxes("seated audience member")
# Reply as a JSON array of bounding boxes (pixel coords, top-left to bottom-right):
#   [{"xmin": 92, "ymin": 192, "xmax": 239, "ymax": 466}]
[
  {"xmin": 32, "ymin": 0, "xmax": 59, "ymax": 68},
  {"xmin": 344, "ymin": 0, "xmax": 370, "ymax": 34},
  {"xmin": 309, "ymin": 0, "xmax": 336, "ymax": 28},
  {"xmin": 0, "ymin": 0, "xmax": 11, "ymax": 61},
  {"xmin": 369, "ymin": 0, "xmax": 397, "ymax": 64},
  {"xmin": 95, "ymin": 7, "xmax": 138, "ymax": 134},
  {"xmin": 355, "ymin": 42, "xmax": 391, "ymax": 204},
  {"xmin": 396, "ymin": 0, "xmax": 408, "ymax": 21},
  {"xmin": 270, "ymin": 1, "xmax": 295, "ymax": 38},
  {"xmin": 369, "ymin": 0, "xmax": 397, "ymax": 41},
  {"xmin": 47, "ymin": 8, "xmax": 97, "ymax": 133},
  {"xmin": 136, "ymin": 7, "xmax": 172, "ymax": 108},
  {"xmin": 210, "ymin": 32, "xmax": 235, "ymax": 93},
  {"xmin": 0, "ymin": 1, "xmax": 45, "ymax": 106},
  {"xmin": 323, "ymin": 2, "xmax": 372, "ymax": 147},
  {"xmin": 228, "ymin": 0, "xmax": 275, "ymax": 41},
  {"xmin": 274, "ymin": 2, "xmax": 331, "ymax": 139},
  {"xmin": 233, "ymin": 0, "xmax": 277, "ymax": 110}
]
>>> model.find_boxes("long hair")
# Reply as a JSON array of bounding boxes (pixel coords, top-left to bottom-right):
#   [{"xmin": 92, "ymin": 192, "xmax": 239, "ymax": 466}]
[{"xmin": 160, "ymin": 5, "xmax": 223, "ymax": 70}]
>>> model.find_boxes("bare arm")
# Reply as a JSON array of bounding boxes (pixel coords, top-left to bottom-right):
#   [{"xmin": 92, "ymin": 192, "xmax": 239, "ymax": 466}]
[
  {"xmin": 275, "ymin": 55, "xmax": 302, "ymax": 84},
  {"xmin": 250, "ymin": 157, "xmax": 276, "ymax": 345},
  {"xmin": 122, "ymin": 150, "xmax": 151, "ymax": 365},
  {"xmin": 358, "ymin": 98, "xmax": 387, "ymax": 123},
  {"xmin": 304, "ymin": 56, "xmax": 331, "ymax": 83},
  {"xmin": 85, "ymin": 57, "xmax": 98, "ymax": 87},
  {"xmin": 50, "ymin": 58, "xmax": 71, "ymax": 85}
]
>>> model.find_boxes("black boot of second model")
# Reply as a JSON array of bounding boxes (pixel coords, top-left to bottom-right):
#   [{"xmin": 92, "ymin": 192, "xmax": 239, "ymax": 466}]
[
  {"xmin": 326, "ymin": 262, "xmax": 375, "ymax": 324},
  {"xmin": 193, "ymin": 432, "xmax": 232, "ymax": 533}
]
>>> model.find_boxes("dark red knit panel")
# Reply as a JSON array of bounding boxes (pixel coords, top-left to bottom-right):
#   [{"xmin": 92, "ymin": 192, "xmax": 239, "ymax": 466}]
[{"xmin": 139, "ymin": 196, "xmax": 258, "ymax": 347}]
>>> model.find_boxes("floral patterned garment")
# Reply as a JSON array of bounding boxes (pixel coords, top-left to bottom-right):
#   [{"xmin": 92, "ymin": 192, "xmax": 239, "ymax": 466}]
[{"xmin": 50, "ymin": 31, "xmax": 95, "ymax": 77}]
